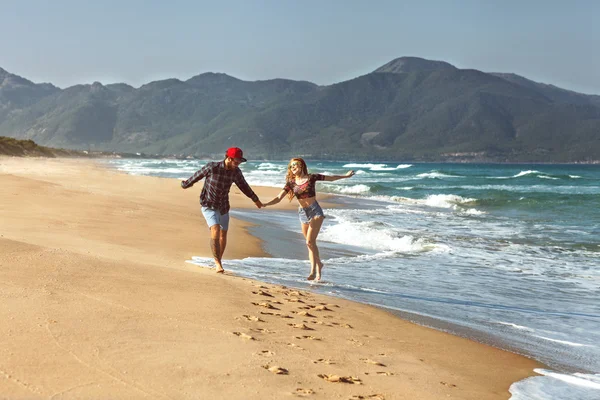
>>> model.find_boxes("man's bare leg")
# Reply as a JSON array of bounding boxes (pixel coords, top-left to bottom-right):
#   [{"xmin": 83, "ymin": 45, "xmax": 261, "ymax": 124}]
[
  {"xmin": 210, "ymin": 225, "xmax": 224, "ymax": 273},
  {"xmin": 219, "ymin": 229, "xmax": 228, "ymax": 259}
]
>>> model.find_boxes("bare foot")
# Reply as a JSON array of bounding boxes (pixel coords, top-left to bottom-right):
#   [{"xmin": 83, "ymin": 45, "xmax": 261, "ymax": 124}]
[
  {"xmin": 307, "ymin": 272, "xmax": 316, "ymax": 281},
  {"xmin": 215, "ymin": 261, "xmax": 224, "ymax": 273},
  {"xmin": 315, "ymin": 262, "xmax": 324, "ymax": 281}
]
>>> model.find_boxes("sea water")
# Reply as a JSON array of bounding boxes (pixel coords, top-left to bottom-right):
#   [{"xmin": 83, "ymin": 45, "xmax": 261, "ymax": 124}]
[{"xmin": 108, "ymin": 158, "xmax": 600, "ymax": 399}]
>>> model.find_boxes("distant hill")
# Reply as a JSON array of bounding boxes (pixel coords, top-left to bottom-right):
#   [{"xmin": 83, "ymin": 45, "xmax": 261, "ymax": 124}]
[
  {"xmin": 1, "ymin": 57, "xmax": 599, "ymax": 162},
  {"xmin": 0, "ymin": 136, "xmax": 85, "ymax": 157}
]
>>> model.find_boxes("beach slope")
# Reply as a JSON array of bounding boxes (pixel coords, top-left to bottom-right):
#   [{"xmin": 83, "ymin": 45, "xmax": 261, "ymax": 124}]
[{"xmin": 0, "ymin": 157, "xmax": 541, "ymax": 399}]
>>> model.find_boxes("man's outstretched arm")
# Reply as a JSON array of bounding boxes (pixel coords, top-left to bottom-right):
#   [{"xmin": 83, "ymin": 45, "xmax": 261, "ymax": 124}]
[{"xmin": 181, "ymin": 164, "xmax": 211, "ymax": 189}]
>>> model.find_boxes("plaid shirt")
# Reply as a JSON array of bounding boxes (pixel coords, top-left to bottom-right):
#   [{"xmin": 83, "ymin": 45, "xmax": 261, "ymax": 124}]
[{"xmin": 181, "ymin": 161, "xmax": 258, "ymax": 214}]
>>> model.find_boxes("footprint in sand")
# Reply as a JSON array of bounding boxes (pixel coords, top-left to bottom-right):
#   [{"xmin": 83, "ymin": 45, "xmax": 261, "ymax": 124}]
[
  {"xmin": 240, "ymin": 315, "xmax": 265, "ymax": 322},
  {"xmin": 331, "ymin": 322, "xmax": 353, "ymax": 328},
  {"xmin": 294, "ymin": 335, "xmax": 321, "ymax": 341},
  {"xmin": 288, "ymin": 323, "xmax": 314, "ymax": 330},
  {"xmin": 318, "ymin": 302, "xmax": 339, "ymax": 308},
  {"xmin": 347, "ymin": 338, "xmax": 364, "ymax": 346},
  {"xmin": 312, "ymin": 358, "xmax": 335, "ymax": 365},
  {"xmin": 317, "ymin": 374, "xmax": 362, "ymax": 385},
  {"xmin": 293, "ymin": 311, "xmax": 316, "ymax": 318},
  {"xmin": 232, "ymin": 332, "xmax": 256, "ymax": 340},
  {"xmin": 360, "ymin": 358, "xmax": 386, "ymax": 367},
  {"xmin": 252, "ymin": 302, "xmax": 280, "ymax": 310},
  {"xmin": 287, "ymin": 343, "xmax": 305, "ymax": 350},
  {"xmin": 256, "ymin": 350, "xmax": 274, "ymax": 356},
  {"xmin": 254, "ymin": 285, "xmax": 269, "ymax": 289},
  {"xmin": 250, "ymin": 328, "xmax": 276, "ymax": 334},
  {"xmin": 364, "ymin": 371, "xmax": 394, "ymax": 376},
  {"xmin": 294, "ymin": 388, "xmax": 315, "ymax": 397},
  {"xmin": 349, "ymin": 395, "xmax": 385, "ymax": 400},
  {"xmin": 440, "ymin": 381, "xmax": 457, "ymax": 388},
  {"xmin": 311, "ymin": 305, "xmax": 332, "ymax": 312},
  {"xmin": 260, "ymin": 311, "xmax": 293, "ymax": 319},
  {"xmin": 252, "ymin": 290, "xmax": 274, "ymax": 297},
  {"xmin": 285, "ymin": 298, "xmax": 305, "ymax": 303},
  {"xmin": 262, "ymin": 365, "xmax": 289, "ymax": 375}
]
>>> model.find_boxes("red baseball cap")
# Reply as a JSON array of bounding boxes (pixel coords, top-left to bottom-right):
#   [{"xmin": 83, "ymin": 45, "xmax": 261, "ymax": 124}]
[{"xmin": 225, "ymin": 147, "xmax": 247, "ymax": 162}]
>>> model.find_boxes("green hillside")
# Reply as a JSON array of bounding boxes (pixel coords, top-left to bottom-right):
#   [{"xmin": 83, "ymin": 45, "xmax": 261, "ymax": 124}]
[{"xmin": 1, "ymin": 58, "xmax": 599, "ymax": 162}]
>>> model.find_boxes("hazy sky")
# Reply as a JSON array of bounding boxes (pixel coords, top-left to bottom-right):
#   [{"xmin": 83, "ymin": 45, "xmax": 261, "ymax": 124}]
[{"xmin": 2, "ymin": 0, "xmax": 599, "ymax": 94}]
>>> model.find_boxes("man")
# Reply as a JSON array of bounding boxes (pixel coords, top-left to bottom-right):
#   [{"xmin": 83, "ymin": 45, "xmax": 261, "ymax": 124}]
[{"xmin": 181, "ymin": 147, "xmax": 263, "ymax": 273}]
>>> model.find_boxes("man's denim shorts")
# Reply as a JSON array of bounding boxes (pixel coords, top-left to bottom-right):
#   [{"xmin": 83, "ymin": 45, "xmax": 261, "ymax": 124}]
[
  {"xmin": 201, "ymin": 207, "xmax": 230, "ymax": 230},
  {"xmin": 298, "ymin": 201, "xmax": 325, "ymax": 224}
]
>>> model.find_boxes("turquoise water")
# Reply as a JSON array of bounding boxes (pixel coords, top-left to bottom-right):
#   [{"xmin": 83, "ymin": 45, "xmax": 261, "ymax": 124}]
[{"xmin": 108, "ymin": 159, "xmax": 600, "ymax": 399}]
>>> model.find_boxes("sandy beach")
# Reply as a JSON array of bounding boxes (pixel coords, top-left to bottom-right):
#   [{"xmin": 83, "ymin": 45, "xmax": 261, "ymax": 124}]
[{"xmin": 0, "ymin": 157, "xmax": 542, "ymax": 399}]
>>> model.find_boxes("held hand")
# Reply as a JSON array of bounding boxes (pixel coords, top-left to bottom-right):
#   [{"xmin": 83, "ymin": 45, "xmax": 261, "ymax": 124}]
[
  {"xmin": 345, "ymin": 170, "xmax": 355, "ymax": 178},
  {"xmin": 254, "ymin": 200, "xmax": 264, "ymax": 209}
]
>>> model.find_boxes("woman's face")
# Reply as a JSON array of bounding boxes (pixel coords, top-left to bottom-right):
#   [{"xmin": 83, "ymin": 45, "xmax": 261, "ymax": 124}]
[{"xmin": 289, "ymin": 160, "xmax": 302, "ymax": 176}]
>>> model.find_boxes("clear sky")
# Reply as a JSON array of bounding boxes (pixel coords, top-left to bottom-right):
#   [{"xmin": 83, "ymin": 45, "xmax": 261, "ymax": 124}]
[{"xmin": 2, "ymin": 0, "xmax": 599, "ymax": 94}]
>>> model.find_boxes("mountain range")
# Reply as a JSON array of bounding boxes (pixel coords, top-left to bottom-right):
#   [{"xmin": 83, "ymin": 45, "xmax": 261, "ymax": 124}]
[{"xmin": 1, "ymin": 57, "xmax": 599, "ymax": 162}]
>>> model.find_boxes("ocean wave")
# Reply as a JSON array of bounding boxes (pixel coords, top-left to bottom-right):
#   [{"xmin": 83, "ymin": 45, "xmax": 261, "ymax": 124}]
[
  {"xmin": 492, "ymin": 171, "xmax": 590, "ymax": 181},
  {"xmin": 321, "ymin": 211, "xmax": 446, "ymax": 253},
  {"xmin": 256, "ymin": 162, "xmax": 282, "ymax": 170},
  {"xmin": 322, "ymin": 184, "xmax": 371, "ymax": 194},
  {"xmin": 423, "ymin": 194, "xmax": 478, "ymax": 208},
  {"xmin": 343, "ymin": 163, "xmax": 413, "ymax": 170},
  {"xmin": 416, "ymin": 171, "xmax": 461, "ymax": 179},
  {"xmin": 246, "ymin": 170, "xmax": 285, "ymax": 176}
]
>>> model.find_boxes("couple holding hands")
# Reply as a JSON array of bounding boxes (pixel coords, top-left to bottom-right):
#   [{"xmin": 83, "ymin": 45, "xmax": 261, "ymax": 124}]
[{"xmin": 181, "ymin": 147, "xmax": 355, "ymax": 281}]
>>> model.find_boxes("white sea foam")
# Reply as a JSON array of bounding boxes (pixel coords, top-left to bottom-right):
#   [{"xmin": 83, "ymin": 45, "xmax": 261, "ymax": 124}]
[
  {"xmin": 342, "ymin": 163, "xmax": 412, "ymax": 170},
  {"xmin": 458, "ymin": 208, "xmax": 485, "ymax": 215},
  {"xmin": 514, "ymin": 170, "xmax": 542, "ymax": 178},
  {"xmin": 371, "ymin": 164, "xmax": 413, "ymax": 171},
  {"xmin": 343, "ymin": 163, "xmax": 387, "ymax": 168},
  {"xmin": 495, "ymin": 321, "xmax": 535, "ymax": 332},
  {"xmin": 423, "ymin": 194, "xmax": 477, "ymax": 208},
  {"xmin": 322, "ymin": 184, "xmax": 371, "ymax": 194},
  {"xmin": 256, "ymin": 162, "xmax": 282, "ymax": 170},
  {"xmin": 534, "ymin": 336, "xmax": 590, "ymax": 347},
  {"xmin": 494, "ymin": 170, "xmax": 544, "ymax": 179},
  {"xmin": 243, "ymin": 177, "xmax": 282, "ymax": 188},
  {"xmin": 510, "ymin": 370, "xmax": 600, "ymax": 400},
  {"xmin": 321, "ymin": 210, "xmax": 444, "ymax": 253},
  {"xmin": 361, "ymin": 194, "xmax": 477, "ymax": 209},
  {"xmin": 416, "ymin": 171, "xmax": 459, "ymax": 179}
]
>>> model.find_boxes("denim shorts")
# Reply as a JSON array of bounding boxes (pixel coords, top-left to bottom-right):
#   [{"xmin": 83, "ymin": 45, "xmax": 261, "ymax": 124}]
[
  {"xmin": 298, "ymin": 201, "xmax": 325, "ymax": 224},
  {"xmin": 201, "ymin": 207, "xmax": 230, "ymax": 230}
]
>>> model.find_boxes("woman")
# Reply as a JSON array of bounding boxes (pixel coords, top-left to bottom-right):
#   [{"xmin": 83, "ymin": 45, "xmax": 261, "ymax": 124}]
[{"xmin": 263, "ymin": 158, "xmax": 355, "ymax": 281}]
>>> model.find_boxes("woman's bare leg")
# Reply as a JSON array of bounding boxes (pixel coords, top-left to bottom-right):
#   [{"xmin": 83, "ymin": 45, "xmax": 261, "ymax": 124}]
[
  {"xmin": 306, "ymin": 217, "xmax": 324, "ymax": 280},
  {"xmin": 301, "ymin": 222, "xmax": 316, "ymax": 279}
]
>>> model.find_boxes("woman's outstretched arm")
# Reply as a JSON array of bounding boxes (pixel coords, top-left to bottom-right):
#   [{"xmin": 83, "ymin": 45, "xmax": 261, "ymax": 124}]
[
  {"xmin": 322, "ymin": 170, "xmax": 355, "ymax": 182},
  {"xmin": 263, "ymin": 189, "xmax": 289, "ymax": 207}
]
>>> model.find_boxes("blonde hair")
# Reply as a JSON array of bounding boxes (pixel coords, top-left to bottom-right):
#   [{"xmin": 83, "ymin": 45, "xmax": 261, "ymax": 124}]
[{"xmin": 286, "ymin": 157, "xmax": 308, "ymax": 202}]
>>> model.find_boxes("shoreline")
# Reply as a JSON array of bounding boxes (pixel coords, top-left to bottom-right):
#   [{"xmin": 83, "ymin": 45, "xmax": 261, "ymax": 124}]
[{"xmin": 1, "ymin": 156, "xmax": 543, "ymax": 399}]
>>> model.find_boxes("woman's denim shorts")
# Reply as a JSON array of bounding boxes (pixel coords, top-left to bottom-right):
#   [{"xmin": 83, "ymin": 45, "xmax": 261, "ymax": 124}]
[{"xmin": 298, "ymin": 201, "xmax": 325, "ymax": 224}]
